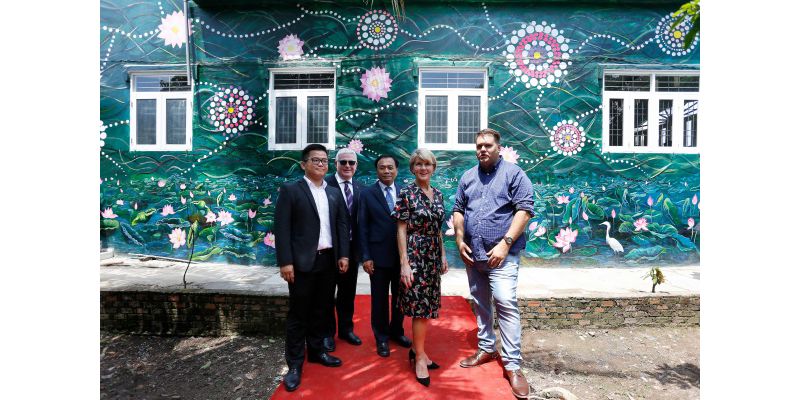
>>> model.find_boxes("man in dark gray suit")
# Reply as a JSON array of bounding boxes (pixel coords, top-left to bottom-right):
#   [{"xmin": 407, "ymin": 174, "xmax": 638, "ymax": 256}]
[
  {"xmin": 275, "ymin": 144, "xmax": 350, "ymax": 392},
  {"xmin": 323, "ymin": 147, "xmax": 364, "ymax": 350},
  {"xmin": 358, "ymin": 154, "xmax": 412, "ymax": 357}
]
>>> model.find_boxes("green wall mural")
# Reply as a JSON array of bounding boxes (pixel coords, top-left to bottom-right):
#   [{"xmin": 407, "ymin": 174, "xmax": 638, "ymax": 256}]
[{"xmin": 100, "ymin": 0, "xmax": 700, "ymax": 267}]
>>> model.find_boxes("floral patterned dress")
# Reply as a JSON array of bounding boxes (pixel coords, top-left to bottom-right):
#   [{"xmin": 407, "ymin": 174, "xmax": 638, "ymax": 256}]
[{"xmin": 392, "ymin": 182, "xmax": 445, "ymax": 319}]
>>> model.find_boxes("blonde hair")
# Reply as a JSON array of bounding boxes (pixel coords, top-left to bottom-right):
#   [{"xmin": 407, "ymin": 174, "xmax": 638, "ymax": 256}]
[{"xmin": 408, "ymin": 148, "xmax": 437, "ymax": 173}]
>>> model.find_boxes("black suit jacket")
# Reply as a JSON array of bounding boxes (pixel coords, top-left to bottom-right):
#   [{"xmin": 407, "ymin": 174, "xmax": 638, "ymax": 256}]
[
  {"xmin": 358, "ymin": 182, "xmax": 402, "ymax": 269},
  {"xmin": 324, "ymin": 174, "xmax": 363, "ymax": 264},
  {"xmin": 274, "ymin": 177, "xmax": 350, "ymax": 273}
]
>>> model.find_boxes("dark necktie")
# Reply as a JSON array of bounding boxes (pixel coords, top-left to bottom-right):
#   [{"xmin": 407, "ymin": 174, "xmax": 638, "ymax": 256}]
[
  {"xmin": 344, "ymin": 181, "xmax": 353, "ymax": 213},
  {"xmin": 385, "ymin": 186, "xmax": 393, "ymax": 210}
]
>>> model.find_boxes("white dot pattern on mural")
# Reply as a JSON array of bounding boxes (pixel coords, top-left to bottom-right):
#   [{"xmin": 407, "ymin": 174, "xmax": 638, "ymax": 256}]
[
  {"xmin": 357, "ymin": 10, "xmax": 398, "ymax": 50},
  {"xmin": 482, "ymin": 3, "xmax": 507, "ymax": 39},
  {"xmin": 335, "ymin": 101, "xmax": 416, "ymax": 122},
  {"xmin": 208, "ymin": 86, "xmax": 255, "ymax": 135},
  {"xmin": 575, "ymin": 34, "xmax": 655, "ymax": 53},
  {"xmin": 488, "ymin": 81, "xmax": 518, "ymax": 101},
  {"xmin": 503, "ymin": 21, "xmax": 573, "ymax": 90},
  {"xmin": 399, "ymin": 25, "xmax": 507, "ymax": 52},
  {"xmin": 655, "ymin": 13, "xmax": 698, "ymax": 56}
]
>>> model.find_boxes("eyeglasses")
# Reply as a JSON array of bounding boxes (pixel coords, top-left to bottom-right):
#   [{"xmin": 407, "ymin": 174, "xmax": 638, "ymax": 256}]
[
  {"xmin": 338, "ymin": 160, "xmax": 357, "ymax": 166},
  {"xmin": 304, "ymin": 157, "xmax": 328, "ymax": 165}
]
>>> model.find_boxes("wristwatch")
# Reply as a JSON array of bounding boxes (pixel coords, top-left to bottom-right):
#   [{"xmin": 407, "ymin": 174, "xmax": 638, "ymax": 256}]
[{"xmin": 503, "ymin": 236, "xmax": 514, "ymax": 245}]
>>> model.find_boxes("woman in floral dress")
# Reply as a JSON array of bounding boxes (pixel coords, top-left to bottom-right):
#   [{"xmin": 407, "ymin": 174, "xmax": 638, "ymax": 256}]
[{"xmin": 392, "ymin": 148, "xmax": 448, "ymax": 387}]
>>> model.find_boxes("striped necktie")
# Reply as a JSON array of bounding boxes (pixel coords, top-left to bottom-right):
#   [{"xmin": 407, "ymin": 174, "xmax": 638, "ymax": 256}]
[
  {"xmin": 385, "ymin": 186, "xmax": 393, "ymax": 210},
  {"xmin": 344, "ymin": 181, "xmax": 353, "ymax": 213}
]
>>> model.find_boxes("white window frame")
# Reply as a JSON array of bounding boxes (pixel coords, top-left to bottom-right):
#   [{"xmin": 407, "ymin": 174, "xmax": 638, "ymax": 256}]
[
  {"xmin": 129, "ymin": 72, "xmax": 193, "ymax": 151},
  {"xmin": 268, "ymin": 68, "xmax": 336, "ymax": 151},
  {"xmin": 602, "ymin": 69, "xmax": 699, "ymax": 154},
  {"xmin": 417, "ymin": 68, "xmax": 488, "ymax": 151}
]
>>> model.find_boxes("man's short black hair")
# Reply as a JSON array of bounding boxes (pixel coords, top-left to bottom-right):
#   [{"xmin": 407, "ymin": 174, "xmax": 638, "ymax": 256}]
[
  {"xmin": 374, "ymin": 154, "xmax": 399, "ymax": 169},
  {"xmin": 301, "ymin": 143, "xmax": 328, "ymax": 161}
]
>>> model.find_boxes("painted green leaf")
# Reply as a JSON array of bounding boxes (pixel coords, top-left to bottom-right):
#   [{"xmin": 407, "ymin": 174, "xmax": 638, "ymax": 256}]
[
  {"xmin": 157, "ymin": 218, "xmax": 190, "ymax": 228},
  {"xmin": 101, "ymin": 219, "xmax": 119, "ymax": 231},
  {"xmin": 221, "ymin": 227, "xmax": 250, "ymax": 242},
  {"xmin": 199, "ymin": 226, "xmax": 216, "ymax": 242},
  {"xmin": 656, "ymin": 193, "xmax": 664, "ymax": 207},
  {"xmin": 596, "ymin": 197, "xmax": 622, "ymax": 209},
  {"xmin": 562, "ymin": 197, "xmax": 581, "ymax": 224},
  {"xmin": 119, "ymin": 222, "xmax": 145, "ymax": 246},
  {"xmin": 651, "ymin": 223, "xmax": 678, "ymax": 235},
  {"xmin": 236, "ymin": 202, "xmax": 259, "ymax": 212},
  {"xmin": 631, "ymin": 235, "xmax": 652, "ymax": 247},
  {"xmin": 585, "ymin": 203, "xmax": 605, "ymax": 220},
  {"xmin": 131, "ymin": 208, "xmax": 156, "ymax": 226},
  {"xmin": 663, "ymin": 198, "xmax": 681, "ymax": 226},
  {"xmin": 618, "ymin": 214, "xmax": 634, "ymax": 223},
  {"xmin": 191, "ymin": 246, "xmax": 223, "ymax": 261},
  {"xmin": 618, "ymin": 221, "xmax": 634, "ymax": 233},
  {"xmin": 624, "ymin": 246, "xmax": 665, "ymax": 260},
  {"xmin": 223, "ymin": 248, "xmax": 256, "ymax": 260},
  {"xmin": 571, "ymin": 246, "xmax": 598, "ymax": 256},
  {"xmin": 671, "ymin": 233, "xmax": 698, "ymax": 252}
]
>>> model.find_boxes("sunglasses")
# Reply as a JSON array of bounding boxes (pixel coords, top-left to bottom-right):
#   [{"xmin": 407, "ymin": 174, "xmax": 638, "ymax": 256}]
[{"xmin": 338, "ymin": 160, "xmax": 357, "ymax": 166}]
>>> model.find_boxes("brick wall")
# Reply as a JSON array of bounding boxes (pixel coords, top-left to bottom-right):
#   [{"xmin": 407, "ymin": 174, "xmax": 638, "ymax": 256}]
[{"xmin": 101, "ymin": 291, "xmax": 699, "ymax": 336}]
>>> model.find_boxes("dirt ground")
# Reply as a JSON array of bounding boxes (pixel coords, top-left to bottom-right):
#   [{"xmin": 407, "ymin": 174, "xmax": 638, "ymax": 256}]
[{"xmin": 100, "ymin": 326, "xmax": 698, "ymax": 400}]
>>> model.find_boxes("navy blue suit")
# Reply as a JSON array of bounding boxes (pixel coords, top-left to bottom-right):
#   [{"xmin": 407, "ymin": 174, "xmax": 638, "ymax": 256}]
[
  {"xmin": 324, "ymin": 173, "xmax": 363, "ymax": 338},
  {"xmin": 358, "ymin": 181, "xmax": 405, "ymax": 342}
]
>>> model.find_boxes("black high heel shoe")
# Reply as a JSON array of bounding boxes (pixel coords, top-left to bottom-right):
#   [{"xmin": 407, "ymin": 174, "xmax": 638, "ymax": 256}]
[
  {"xmin": 409, "ymin": 348, "xmax": 440, "ymax": 369},
  {"xmin": 409, "ymin": 349, "xmax": 430, "ymax": 387}
]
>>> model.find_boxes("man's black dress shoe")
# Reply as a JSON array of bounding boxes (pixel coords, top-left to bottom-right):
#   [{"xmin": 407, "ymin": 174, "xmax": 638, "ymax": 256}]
[
  {"xmin": 377, "ymin": 341, "xmax": 390, "ymax": 357},
  {"xmin": 340, "ymin": 331, "xmax": 362, "ymax": 346},
  {"xmin": 307, "ymin": 352, "xmax": 342, "ymax": 367},
  {"xmin": 390, "ymin": 335, "xmax": 412, "ymax": 348},
  {"xmin": 284, "ymin": 367, "xmax": 301, "ymax": 392},
  {"xmin": 322, "ymin": 336, "xmax": 336, "ymax": 353}
]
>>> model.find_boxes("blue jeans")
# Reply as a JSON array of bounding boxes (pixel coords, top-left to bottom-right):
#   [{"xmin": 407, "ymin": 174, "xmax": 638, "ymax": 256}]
[{"xmin": 466, "ymin": 253, "xmax": 522, "ymax": 371}]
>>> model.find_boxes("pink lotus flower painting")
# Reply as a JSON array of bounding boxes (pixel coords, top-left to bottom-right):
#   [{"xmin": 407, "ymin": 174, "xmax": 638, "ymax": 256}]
[
  {"xmin": 168, "ymin": 228, "xmax": 186, "ymax": 249},
  {"xmin": 205, "ymin": 211, "xmax": 217, "ymax": 223},
  {"xmin": 263, "ymin": 197, "xmax": 272, "ymax": 207},
  {"xmin": 180, "ymin": 196, "xmax": 187, "ymax": 205},
  {"xmin": 116, "ymin": 199, "xmax": 124, "ymax": 206},
  {"xmin": 445, "ymin": 215, "xmax": 455, "ymax": 236},
  {"xmin": 634, "ymin": 218, "xmax": 649, "ymax": 231},
  {"xmin": 529, "ymin": 221, "xmax": 538, "ymax": 231},
  {"xmin": 264, "ymin": 232, "xmax": 276, "ymax": 248},
  {"xmin": 161, "ymin": 204, "xmax": 175, "ymax": 216},
  {"xmin": 217, "ymin": 210, "xmax": 234, "ymax": 226},
  {"xmin": 228, "ymin": 194, "xmax": 237, "ymax": 201},
  {"xmin": 101, "ymin": 208, "xmax": 118, "ymax": 219},
  {"xmin": 556, "ymin": 195, "xmax": 570, "ymax": 204},
  {"xmin": 534, "ymin": 226, "xmax": 547, "ymax": 237},
  {"xmin": 278, "ymin": 34, "xmax": 304, "ymax": 60},
  {"xmin": 158, "ymin": 179, "xmax": 166, "ymax": 188},
  {"xmin": 687, "ymin": 218, "xmax": 695, "ymax": 229},
  {"xmin": 348, "ymin": 139, "xmax": 364, "ymax": 154},
  {"xmin": 248, "ymin": 209, "xmax": 257, "ymax": 219},
  {"xmin": 499, "ymin": 146, "xmax": 519, "ymax": 164},
  {"xmin": 553, "ymin": 227, "xmax": 578, "ymax": 253},
  {"xmin": 360, "ymin": 66, "xmax": 393, "ymax": 102}
]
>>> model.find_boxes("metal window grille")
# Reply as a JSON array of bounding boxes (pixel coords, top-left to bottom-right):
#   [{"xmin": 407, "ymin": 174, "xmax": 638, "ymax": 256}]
[
  {"xmin": 609, "ymin": 99, "xmax": 624, "ymax": 146},
  {"xmin": 634, "ymin": 99, "xmax": 648, "ymax": 146},
  {"xmin": 604, "ymin": 75, "xmax": 650, "ymax": 91},
  {"xmin": 306, "ymin": 96, "xmax": 329, "ymax": 144},
  {"xmin": 135, "ymin": 75, "xmax": 190, "ymax": 92},
  {"xmin": 656, "ymin": 75, "xmax": 699, "ymax": 92},
  {"xmin": 421, "ymin": 71, "xmax": 484, "ymax": 89},
  {"xmin": 165, "ymin": 99, "xmax": 187, "ymax": 144},
  {"xmin": 273, "ymin": 73, "xmax": 335, "ymax": 90},
  {"xmin": 275, "ymin": 97, "xmax": 297, "ymax": 144},
  {"xmin": 683, "ymin": 100, "xmax": 698, "ymax": 147},
  {"xmin": 135, "ymin": 99, "xmax": 158, "ymax": 145},
  {"xmin": 425, "ymin": 96, "xmax": 448, "ymax": 143},
  {"xmin": 457, "ymin": 96, "xmax": 481, "ymax": 144},
  {"xmin": 658, "ymin": 100, "xmax": 673, "ymax": 147}
]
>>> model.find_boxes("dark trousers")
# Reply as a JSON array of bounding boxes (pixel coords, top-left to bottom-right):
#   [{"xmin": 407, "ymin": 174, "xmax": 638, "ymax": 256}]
[
  {"xmin": 285, "ymin": 251, "xmax": 335, "ymax": 369},
  {"xmin": 326, "ymin": 257, "xmax": 358, "ymax": 336},
  {"xmin": 370, "ymin": 265, "xmax": 405, "ymax": 343}
]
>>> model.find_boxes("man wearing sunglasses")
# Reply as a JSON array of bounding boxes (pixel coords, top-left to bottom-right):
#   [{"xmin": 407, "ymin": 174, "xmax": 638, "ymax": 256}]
[{"xmin": 323, "ymin": 148, "xmax": 364, "ymax": 350}]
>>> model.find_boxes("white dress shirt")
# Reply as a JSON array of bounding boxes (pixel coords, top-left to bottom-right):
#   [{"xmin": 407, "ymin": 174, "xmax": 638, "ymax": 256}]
[{"xmin": 303, "ymin": 176, "xmax": 333, "ymax": 250}]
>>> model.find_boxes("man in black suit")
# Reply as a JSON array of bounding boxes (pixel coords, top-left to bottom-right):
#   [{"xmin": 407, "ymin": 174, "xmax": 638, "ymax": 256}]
[
  {"xmin": 323, "ymin": 148, "xmax": 363, "ymax": 350},
  {"xmin": 358, "ymin": 154, "xmax": 412, "ymax": 357},
  {"xmin": 275, "ymin": 144, "xmax": 350, "ymax": 392}
]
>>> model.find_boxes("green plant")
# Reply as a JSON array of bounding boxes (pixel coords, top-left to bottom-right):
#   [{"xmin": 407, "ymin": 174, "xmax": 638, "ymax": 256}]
[
  {"xmin": 645, "ymin": 267, "xmax": 666, "ymax": 293},
  {"xmin": 671, "ymin": 0, "xmax": 700, "ymax": 48}
]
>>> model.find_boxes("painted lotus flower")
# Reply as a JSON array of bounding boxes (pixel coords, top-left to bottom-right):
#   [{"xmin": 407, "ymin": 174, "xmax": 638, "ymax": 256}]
[
  {"xmin": 529, "ymin": 221, "xmax": 538, "ymax": 231},
  {"xmin": 161, "ymin": 204, "xmax": 175, "ymax": 216},
  {"xmin": 556, "ymin": 195, "xmax": 570, "ymax": 204},
  {"xmin": 445, "ymin": 215, "xmax": 455, "ymax": 236},
  {"xmin": 133, "ymin": 202, "xmax": 138, "ymax": 210},
  {"xmin": 157, "ymin": 179, "xmax": 166, "ymax": 188},
  {"xmin": 157, "ymin": 11, "xmax": 190, "ymax": 48},
  {"xmin": 692, "ymin": 194, "xmax": 698, "ymax": 205},
  {"xmin": 264, "ymin": 232, "xmax": 276, "ymax": 248},
  {"xmin": 101, "ymin": 208, "xmax": 118, "ymax": 219},
  {"xmin": 168, "ymin": 228, "xmax": 186, "ymax": 249},
  {"xmin": 116, "ymin": 199, "xmax": 124, "ymax": 206},
  {"xmin": 217, "ymin": 210, "xmax": 234, "ymax": 226},
  {"xmin": 569, "ymin": 187, "xmax": 575, "ymax": 194},
  {"xmin": 534, "ymin": 226, "xmax": 547, "ymax": 237},
  {"xmin": 228, "ymin": 194, "xmax": 237, "ymax": 201},
  {"xmin": 205, "ymin": 211, "xmax": 217, "ymax": 223},
  {"xmin": 634, "ymin": 218, "xmax": 649, "ymax": 231},
  {"xmin": 180, "ymin": 196, "xmax": 186, "ymax": 205},
  {"xmin": 582, "ymin": 211, "xmax": 589, "ymax": 221},
  {"xmin": 248, "ymin": 209, "xmax": 256, "ymax": 219},
  {"xmin": 553, "ymin": 227, "xmax": 578, "ymax": 253},
  {"xmin": 189, "ymin": 191, "xmax": 194, "ymax": 198},
  {"xmin": 647, "ymin": 196, "xmax": 654, "ymax": 206},
  {"xmin": 499, "ymin": 146, "xmax": 519, "ymax": 164},
  {"xmin": 278, "ymin": 34, "xmax": 304, "ymax": 60},
  {"xmin": 611, "ymin": 209, "xmax": 616, "ymax": 218},
  {"xmin": 348, "ymin": 139, "xmax": 364, "ymax": 154},
  {"xmin": 263, "ymin": 197, "xmax": 272, "ymax": 207},
  {"xmin": 360, "ymin": 67, "xmax": 392, "ymax": 102},
  {"xmin": 180, "ymin": 184, "xmax": 186, "ymax": 190},
  {"xmin": 687, "ymin": 218, "xmax": 695, "ymax": 229}
]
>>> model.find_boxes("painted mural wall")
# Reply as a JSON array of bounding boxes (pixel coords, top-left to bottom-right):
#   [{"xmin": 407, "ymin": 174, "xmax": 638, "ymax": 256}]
[{"xmin": 99, "ymin": 0, "xmax": 700, "ymax": 267}]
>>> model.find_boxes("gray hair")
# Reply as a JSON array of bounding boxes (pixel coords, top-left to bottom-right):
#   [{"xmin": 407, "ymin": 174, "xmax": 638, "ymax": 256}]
[
  {"xmin": 408, "ymin": 148, "xmax": 437, "ymax": 173},
  {"xmin": 335, "ymin": 147, "xmax": 358, "ymax": 162}
]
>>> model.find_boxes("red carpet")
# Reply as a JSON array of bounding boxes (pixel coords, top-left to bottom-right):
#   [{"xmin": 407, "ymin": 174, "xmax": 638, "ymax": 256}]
[{"xmin": 270, "ymin": 295, "xmax": 517, "ymax": 399}]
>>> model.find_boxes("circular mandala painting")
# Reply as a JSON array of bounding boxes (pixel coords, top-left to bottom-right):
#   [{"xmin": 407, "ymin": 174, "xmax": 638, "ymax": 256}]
[
  {"xmin": 208, "ymin": 86, "xmax": 254, "ymax": 135},
  {"xmin": 550, "ymin": 120, "xmax": 586, "ymax": 156},
  {"xmin": 357, "ymin": 10, "xmax": 398, "ymax": 50},
  {"xmin": 655, "ymin": 13, "xmax": 698, "ymax": 56},
  {"xmin": 503, "ymin": 21, "xmax": 572, "ymax": 89}
]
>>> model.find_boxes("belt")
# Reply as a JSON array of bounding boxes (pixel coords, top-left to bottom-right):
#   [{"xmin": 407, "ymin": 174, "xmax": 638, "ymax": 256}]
[{"xmin": 316, "ymin": 248, "xmax": 333, "ymax": 255}]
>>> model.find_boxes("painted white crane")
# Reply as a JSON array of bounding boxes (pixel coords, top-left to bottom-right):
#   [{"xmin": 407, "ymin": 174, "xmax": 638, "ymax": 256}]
[{"xmin": 599, "ymin": 221, "xmax": 624, "ymax": 255}]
